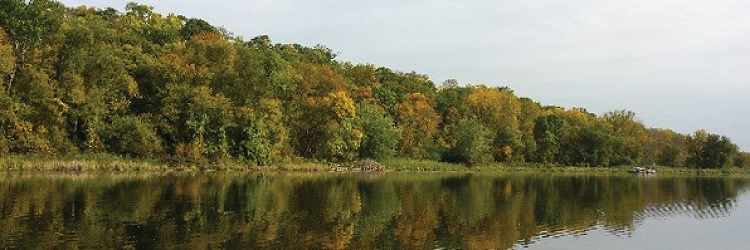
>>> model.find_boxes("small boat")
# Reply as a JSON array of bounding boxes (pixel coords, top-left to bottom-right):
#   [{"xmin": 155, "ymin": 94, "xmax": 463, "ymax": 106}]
[{"xmin": 628, "ymin": 166, "xmax": 656, "ymax": 174}]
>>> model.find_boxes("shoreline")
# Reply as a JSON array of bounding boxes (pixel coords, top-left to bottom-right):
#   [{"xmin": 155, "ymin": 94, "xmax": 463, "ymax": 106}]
[{"xmin": 2, "ymin": 154, "xmax": 749, "ymax": 176}]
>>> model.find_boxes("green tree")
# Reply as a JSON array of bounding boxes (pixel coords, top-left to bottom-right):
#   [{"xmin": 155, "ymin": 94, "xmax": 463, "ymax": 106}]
[
  {"xmin": 701, "ymin": 134, "xmax": 738, "ymax": 168},
  {"xmin": 56, "ymin": 14, "xmax": 140, "ymax": 150},
  {"xmin": 657, "ymin": 144, "xmax": 683, "ymax": 167},
  {"xmin": 233, "ymin": 99, "xmax": 288, "ymax": 165},
  {"xmin": 435, "ymin": 85, "xmax": 471, "ymax": 148},
  {"xmin": 375, "ymin": 68, "xmax": 436, "ymax": 116},
  {"xmin": 0, "ymin": 0, "xmax": 60, "ymax": 92},
  {"xmin": 13, "ymin": 67, "xmax": 66, "ymax": 132},
  {"xmin": 180, "ymin": 18, "xmax": 217, "ymax": 40},
  {"xmin": 356, "ymin": 102, "xmax": 400, "ymax": 160},
  {"xmin": 533, "ymin": 115, "xmax": 567, "ymax": 163},
  {"xmin": 234, "ymin": 109, "xmax": 270, "ymax": 166},
  {"xmin": 518, "ymin": 98, "xmax": 542, "ymax": 161},
  {"xmin": 734, "ymin": 152, "xmax": 750, "ymax": 168},
  {"xmin": 0, "ymin": 91, "xmax": 50, "ymax": 154},
  {"xmin": 340, "ymin": 63, "xmax": 379, "ymax": 103},
  {"xmin": 233, "ymin": 36, "xmax": 300, "ymax": 102},
  {"xmin": 686, "ymin": 130, "xmax": 738, "ymax": 168},
  {"xmin": 445, "ymin": 118, "xmax": 494, "ymax": 165},
  {"xmin": 644, "ymin": 128, "xmax": 686, "ymax": 167},
  {"xmin": 560, "ymin": 124, "xmax": 616, "ymax": 167},
  {"xmin": 602, "ymin": 110, "xmax": 647, "ymax": 165},
  {"xmin": 101, "ymin": 115, "xmax": 163, "ymax": 158},
  {"xmin": 162, "ymin": 84, "xmax": 234, "ymax": 162}
]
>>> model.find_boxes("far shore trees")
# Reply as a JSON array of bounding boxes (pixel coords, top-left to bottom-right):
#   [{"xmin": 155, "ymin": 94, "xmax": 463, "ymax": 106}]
[{"xmin": 0, "ymin": 1, "xmax": 745, "ymax": 168}]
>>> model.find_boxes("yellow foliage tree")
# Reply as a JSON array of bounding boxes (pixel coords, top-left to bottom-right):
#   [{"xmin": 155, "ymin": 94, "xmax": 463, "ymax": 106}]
[
  {"xmin": 291, "ymin": 63, "xmax": 362, "ymax": 162},
  {"xmin": 465, "ymin": 86, "xmax": 522, "ymax": 160},
  {"xmin": 396, "ymin": 93, "xmax": 440, "ymax": 158},
  {"xmin": 465, "ymin": 86, "xmax": 520, "ymax": 132},
  {"xmin": 559, "ymin": 108, "xmax": 597, "ymax": 126},
  {"xmin": 255, "ymin": 98, "xmax": 290, "ymax": 158},
  {"xmin": 0, "ymin": 27, "xmax": 14, "ymax": 84}
]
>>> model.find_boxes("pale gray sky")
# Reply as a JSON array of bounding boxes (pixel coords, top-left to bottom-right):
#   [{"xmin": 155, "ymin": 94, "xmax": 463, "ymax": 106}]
[{"xmin": 60, "ymin": 0, "xmax": 750, "ymax": 151}]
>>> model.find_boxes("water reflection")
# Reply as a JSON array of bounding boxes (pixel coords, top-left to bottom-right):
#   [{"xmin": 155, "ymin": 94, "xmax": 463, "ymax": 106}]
[{"xmin": 0, "ymin": 172, "xmax": 747, "ymax": 249}]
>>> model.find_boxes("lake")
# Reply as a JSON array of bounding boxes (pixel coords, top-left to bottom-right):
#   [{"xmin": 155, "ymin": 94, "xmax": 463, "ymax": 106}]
[{"xmin": 0, "ymin": 172, "xmax": 749, "ymax": 249}]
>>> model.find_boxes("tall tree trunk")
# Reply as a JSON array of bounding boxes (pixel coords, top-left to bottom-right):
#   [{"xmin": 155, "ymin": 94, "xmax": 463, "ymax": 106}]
[
  {"xmin": 7, "ymin": 61, "xmax": 16, "ymax": 94},
  {"xmin": 7, "ymin": 42, "xmax": 23, "ymax": 94}
]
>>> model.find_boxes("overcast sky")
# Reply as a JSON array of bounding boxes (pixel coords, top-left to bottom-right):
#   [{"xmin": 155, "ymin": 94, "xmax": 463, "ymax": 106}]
[{"xmin": 59, "ymin": 0, "xmax": 750, "ymax": 151}]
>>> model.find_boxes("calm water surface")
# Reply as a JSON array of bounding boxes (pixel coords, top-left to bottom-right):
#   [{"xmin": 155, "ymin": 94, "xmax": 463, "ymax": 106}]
[{"xmin": 0, "ymin": 172, "xmax": 749, "ymax": 249}]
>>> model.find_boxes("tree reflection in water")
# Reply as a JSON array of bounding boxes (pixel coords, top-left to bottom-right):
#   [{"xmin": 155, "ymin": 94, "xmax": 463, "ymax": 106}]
[{"xmin": 0, "ymin": 173, "xmax": 747, "ymax": 249}]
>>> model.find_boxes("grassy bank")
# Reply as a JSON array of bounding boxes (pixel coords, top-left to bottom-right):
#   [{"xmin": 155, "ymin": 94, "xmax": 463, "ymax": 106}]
[
  {"xmin": 0, "ymin": 153, "xmax": 339, "ymax": 172},
  {"xmin": 2, "ymin": 154, "xmax": 749, "ymax": 175},
  {"xmin": 0, "ymin": 153, "xmax": 170, "ymax": 172},
  {"xmin": 380, "ymin": 158, "xmax": 623, "ymax": 173},
  {"xmin": 380, "ymin": 158, "xmax": 750, "ymax": 176}
]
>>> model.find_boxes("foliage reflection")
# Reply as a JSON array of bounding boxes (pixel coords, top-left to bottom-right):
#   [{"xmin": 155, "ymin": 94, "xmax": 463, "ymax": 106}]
[{"xmin": 0, "ymin": 173, "xmax": 746, "ymax": 249}]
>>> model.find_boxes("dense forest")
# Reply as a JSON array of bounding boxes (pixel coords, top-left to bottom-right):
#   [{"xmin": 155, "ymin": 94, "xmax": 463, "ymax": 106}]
[{"xmin": 0, "ymin": 1, "xmax": 747, "ymax": 168}]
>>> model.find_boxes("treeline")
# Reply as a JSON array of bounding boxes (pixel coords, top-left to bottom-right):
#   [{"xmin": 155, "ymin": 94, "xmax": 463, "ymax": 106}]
[{"xmin": 0, "ymin": 1, "xmax": 747, "ymax": 168}]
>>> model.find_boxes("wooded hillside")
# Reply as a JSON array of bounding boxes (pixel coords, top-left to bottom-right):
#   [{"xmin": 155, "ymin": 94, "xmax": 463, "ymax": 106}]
[{"xmin": 0, "ymin": 1, "xmax": 747, "ymax": 168}]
